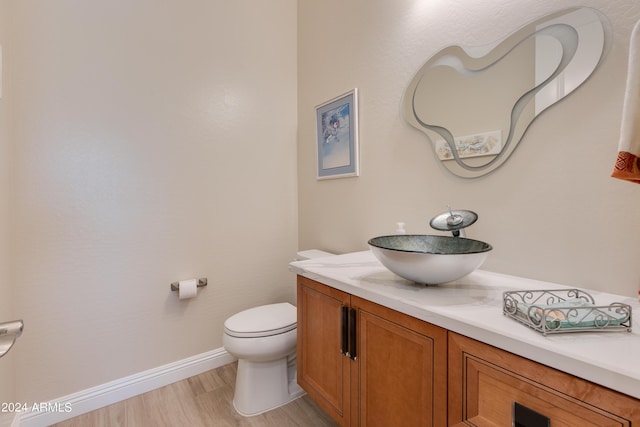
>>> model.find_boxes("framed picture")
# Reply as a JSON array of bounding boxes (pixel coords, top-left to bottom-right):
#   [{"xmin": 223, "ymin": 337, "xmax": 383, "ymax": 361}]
[{"xmin": 315, "ymin": 89, "xmax": 359, "ymax": 179}]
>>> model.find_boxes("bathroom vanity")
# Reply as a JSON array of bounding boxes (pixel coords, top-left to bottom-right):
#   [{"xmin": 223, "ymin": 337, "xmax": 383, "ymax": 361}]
[{"xmin": 290, "ymin": 251, "xmax": 640, "ymax": 426}]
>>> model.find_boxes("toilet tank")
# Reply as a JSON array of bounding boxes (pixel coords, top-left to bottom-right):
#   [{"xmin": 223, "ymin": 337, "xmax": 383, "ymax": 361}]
[{"xmin": 296, "ymin": 249, "xmax": 334, "ymax": 260}]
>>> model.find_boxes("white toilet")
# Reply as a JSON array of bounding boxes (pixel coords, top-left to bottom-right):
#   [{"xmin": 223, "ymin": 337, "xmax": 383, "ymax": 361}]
[
  {"xmin": 223, "ymin": 303, "xmax": 302, "ymax": 416},
  {"xmin": 222, "ymin": 250, "xmax": 334, "ymax": 416}
]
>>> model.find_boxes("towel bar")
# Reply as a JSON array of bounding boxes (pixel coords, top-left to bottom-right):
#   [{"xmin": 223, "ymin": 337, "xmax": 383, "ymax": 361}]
[{"xmin": 0, "ymin": 319, "xmax": 24, "ymax": 359}]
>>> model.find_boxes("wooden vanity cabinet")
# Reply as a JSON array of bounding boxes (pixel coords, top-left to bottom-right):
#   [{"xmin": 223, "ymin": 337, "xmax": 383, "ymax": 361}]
[
  {"xmin": 297, "ymin": 276, "xmax": 448, "ymax": 426},
  {"xmin": 448, "ymin": 332, "xmax": 640, "ymax": 426},
  {"xmin": 298, "ymin": 275, "xmax": 640, "ymax": 426}
]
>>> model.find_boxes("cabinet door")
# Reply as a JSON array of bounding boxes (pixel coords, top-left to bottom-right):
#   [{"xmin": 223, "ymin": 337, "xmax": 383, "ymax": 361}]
[
  {"xmin": 297, "ymin": 276, "xmax": 352, "ymax": 426},
  {"xmin": 448, "ymin": 332, "xmax": 640, "ymax": 426},
  {"xmin": 352, "ymin": 296, "xmax": 448, "ymax": 427}
]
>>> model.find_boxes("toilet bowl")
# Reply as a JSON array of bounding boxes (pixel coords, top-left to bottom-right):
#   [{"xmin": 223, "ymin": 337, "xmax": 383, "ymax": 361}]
[{"xmin": 223, "ymin": 302, "xmax": 303, "ymax": 416}]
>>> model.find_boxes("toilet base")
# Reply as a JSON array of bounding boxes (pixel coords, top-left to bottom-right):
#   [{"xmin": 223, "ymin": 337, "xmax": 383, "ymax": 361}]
[{"xmin": 232, "ymin": 356, "xmax": 305, "ymax": 417}]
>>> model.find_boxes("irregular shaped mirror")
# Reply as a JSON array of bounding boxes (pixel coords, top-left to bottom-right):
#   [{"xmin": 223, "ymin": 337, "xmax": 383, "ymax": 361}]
[{"xmin": 403, "ymin": 7, "xmax": 610, "ymax": 178}]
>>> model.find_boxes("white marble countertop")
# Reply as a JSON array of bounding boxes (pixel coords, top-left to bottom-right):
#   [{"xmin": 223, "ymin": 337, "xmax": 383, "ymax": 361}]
[{"xmin": 289, "ymin": 251, "xmax": 640, "ymax": 400}]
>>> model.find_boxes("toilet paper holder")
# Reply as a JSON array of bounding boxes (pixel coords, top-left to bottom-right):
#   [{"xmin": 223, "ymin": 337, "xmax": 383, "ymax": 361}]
[{"xmin": 170, "ymin": 278, "xmax": 208, "ymax": 292}]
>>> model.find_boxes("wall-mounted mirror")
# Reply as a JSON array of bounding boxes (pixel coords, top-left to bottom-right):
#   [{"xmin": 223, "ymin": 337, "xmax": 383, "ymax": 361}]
[{"xmin": 403, "ymin": 7, "xmax": 610, "ymax": 178}]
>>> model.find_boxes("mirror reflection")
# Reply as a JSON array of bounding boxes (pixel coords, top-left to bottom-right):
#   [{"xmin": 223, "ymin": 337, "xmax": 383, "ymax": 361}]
[{"xmin": 403, "ymin": 7, "xmax": 610, "ymax": 178}]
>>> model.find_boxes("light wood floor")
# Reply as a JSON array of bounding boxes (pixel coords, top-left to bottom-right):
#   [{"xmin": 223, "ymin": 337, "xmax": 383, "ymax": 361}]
[{"xmin": 51, "ymin": 363, "xmax": 339, "ymax": 427}]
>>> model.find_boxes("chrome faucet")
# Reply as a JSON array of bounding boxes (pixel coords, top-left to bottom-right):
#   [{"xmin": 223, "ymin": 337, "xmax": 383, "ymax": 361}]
[{"xmin": 429, "ymin": 207, "xmax": 478, "ymax": 237}]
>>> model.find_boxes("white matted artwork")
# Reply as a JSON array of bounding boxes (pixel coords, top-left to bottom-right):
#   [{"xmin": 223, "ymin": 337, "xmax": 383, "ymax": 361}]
[{"xmin": 315, "ymin": 89, "xmax": 359, "ymax": 179}]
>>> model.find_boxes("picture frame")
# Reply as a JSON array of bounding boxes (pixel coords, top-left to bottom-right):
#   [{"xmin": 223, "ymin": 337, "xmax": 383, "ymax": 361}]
[{"xmin": 315, "ymin": 89, "xmax": 359, "ymax": 179}]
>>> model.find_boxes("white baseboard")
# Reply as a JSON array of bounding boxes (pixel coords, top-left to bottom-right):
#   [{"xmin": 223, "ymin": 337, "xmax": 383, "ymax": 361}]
[{"xmin": 14, "ymin": 348, "xmax": 235, "ymax": 427}]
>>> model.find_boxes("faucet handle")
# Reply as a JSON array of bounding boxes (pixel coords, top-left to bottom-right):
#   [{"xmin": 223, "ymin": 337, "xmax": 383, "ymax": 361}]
[
  {"xmin": 445, "ymin": 206, "xmax": 464, "ymax": 226},
  {"xmin": 430, "ymin": 209, "xmax": 478, "ymax": 234}
]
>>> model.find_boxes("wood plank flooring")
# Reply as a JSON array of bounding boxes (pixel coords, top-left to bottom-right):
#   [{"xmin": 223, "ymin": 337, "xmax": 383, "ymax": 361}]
[{"xmin": 51, "ymin": 362, "xmax": 339, "ymax": 427}]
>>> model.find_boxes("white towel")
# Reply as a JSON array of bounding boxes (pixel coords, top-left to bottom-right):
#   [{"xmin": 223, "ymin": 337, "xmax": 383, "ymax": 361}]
[{"xmin": 612, "ymin": 19, "xmax": 640, "ymax": 183}]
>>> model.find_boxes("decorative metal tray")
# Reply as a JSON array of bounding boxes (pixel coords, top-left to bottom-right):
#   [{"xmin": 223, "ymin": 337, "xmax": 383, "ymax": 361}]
[{"xmin": 503, "ymin": 289, "xmax": 632, "ymax": 335}]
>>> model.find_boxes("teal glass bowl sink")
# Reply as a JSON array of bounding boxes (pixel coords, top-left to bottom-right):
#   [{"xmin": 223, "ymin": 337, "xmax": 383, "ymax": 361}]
[{"xmin": 368, "ymin": 235, "xmax": 492, "ymax": 284}]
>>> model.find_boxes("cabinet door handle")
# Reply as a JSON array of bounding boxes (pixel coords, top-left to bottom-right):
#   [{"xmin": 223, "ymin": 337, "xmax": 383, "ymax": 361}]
[
  {"xmin": 349, "ymin": 308, "xmax": 357, "ymax": 360},
  {"xmin": 513, "ymin": 402, "xmax": 550, "ymax": 427},
  {"xmin": 341, "ymin": 306, "xmax": 349, "ymax": 356}
]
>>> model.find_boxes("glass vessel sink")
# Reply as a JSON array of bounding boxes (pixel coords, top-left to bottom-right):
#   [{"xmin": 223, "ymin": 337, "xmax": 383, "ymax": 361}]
[{"xmin": 368, "ymin": 235, "xmax": 492, "ymax": 284}]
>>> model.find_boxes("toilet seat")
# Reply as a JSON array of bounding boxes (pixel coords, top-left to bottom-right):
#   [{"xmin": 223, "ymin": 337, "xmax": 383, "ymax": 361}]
[{"xmin": 224, "ymin": 302, "xmax": 296, "ymax": 338}]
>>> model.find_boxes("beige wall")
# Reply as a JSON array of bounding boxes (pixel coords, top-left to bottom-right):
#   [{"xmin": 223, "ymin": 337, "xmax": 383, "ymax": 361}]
[
  {"xmin": 298, "ymin": 0, "xmax": 640, "ymax": 297},
  {"xmin": 0, "ymin": 0, "xmax": 15, "ymax": 417},
  {"xmin": 6, "ymin": 0, "xmax": 297, "ymax": 403}
]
